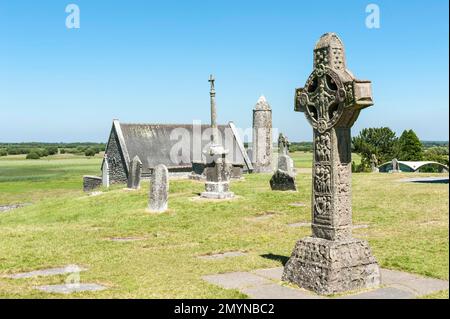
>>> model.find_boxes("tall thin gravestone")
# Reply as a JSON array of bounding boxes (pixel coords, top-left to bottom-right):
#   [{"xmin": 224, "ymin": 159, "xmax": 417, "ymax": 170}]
[
  {"xmin": 102, "ymin": 155, "xmax": 110, "ymax": 188},
  {"xmin": 201, "ymin": 75, "xmax": 234, "ymax": 199},
  {"xmin": 127, "ymin": 155, "xmax": 142, "ymax": 189},
  {"xmin": 282, "ymin": 33, "xmax": 380, "ymax": 294},
  {"xmin": 252, "ymin": 96, "xmax": 273, "ymax": 173},
  {"xmin": 148, "ymin": 164, "xmax": 169, "ymax": 212}
]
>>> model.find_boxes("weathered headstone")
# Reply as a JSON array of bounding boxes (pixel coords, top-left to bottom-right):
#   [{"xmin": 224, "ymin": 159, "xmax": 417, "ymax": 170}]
[
  {"xmin": 278, "ymin": 133, "xmax": 290, "ymax": 156},
  {"xmin": 283, "ymin": 33, "xmax": 380, "ymax": 295},
  {"xmin": 390, "ymin": 158, "xmax": 401, "ymax": 173},
  {"xmin": 127, "ymin": 155, "xmax": 142, "ymax": 189},
  {"xmin": 102, "ymin": 155, "xmax": 110, "ymax": 187},
  {"xmin": 148, "ymin": 164, "xmax": 169, "ymax": 212},
  {"xmin": 201, "ymin": 75, "xmax": 234, "ymax": 199},
  {"xmin": 270, "ymin": 154, "xmax": 297, "ymax": 191},
  {"xmin": 252, "ymin": 96, "xmax": 273, "ymax": 173},
  {"xmin": 370, "ymin": 154, "xmax": 379, "ymax": 173}
]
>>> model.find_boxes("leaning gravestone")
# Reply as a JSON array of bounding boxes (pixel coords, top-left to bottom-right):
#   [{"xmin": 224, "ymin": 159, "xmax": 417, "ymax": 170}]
[
  {"xmin": 282, "ymin": 33, "xmax": 380, "ymax": 295},
  {"xmin": 127, "ymin": 155, "xmax": 143, "ymax": 189},
  {"xmin": 148, "ymin": 164, "xmax": 169, "ymax": 212}
]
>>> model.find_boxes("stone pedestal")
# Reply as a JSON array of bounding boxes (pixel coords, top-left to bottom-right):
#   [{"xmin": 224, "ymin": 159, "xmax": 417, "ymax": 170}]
[
  {"xmin": 201, "ymin": 145, "xmax": 234, "ymax": 199},
  {"xmin": 283, "ymin": 33, "xmax": 380, "ymax": 294},
  {"xmin": 282, "ymin": 237, "xmax": 380, "ymax": 295}
]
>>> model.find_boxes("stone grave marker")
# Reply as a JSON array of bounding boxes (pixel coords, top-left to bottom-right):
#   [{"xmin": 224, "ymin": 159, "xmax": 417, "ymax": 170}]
[
  {"xmin": 127, "ymin": 155, "xmax": 143, "ymax": 189},
  {"xmin": 148, "ymin": 164, "xmax": 169, "ymax": 212}
]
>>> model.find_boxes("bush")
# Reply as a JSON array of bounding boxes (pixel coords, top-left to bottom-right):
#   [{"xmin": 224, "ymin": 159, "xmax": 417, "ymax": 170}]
[
  {"xmin": 60, "ymin": 148, "xmax": 66, "ymax": 154},
  {"xmin": 46, "ymin": 147, "xmax": 58, "ymax": 155},
  {"xmin": 26, "ymin": 152, "xmax": 41, "ymax": 160},
  {"xmin": 0, "ymin": 149, "xmax": 7, "ymax": 156},
  {"xmin": 85, "ymin": 148, "xmax": 96, "ymax": 157}
]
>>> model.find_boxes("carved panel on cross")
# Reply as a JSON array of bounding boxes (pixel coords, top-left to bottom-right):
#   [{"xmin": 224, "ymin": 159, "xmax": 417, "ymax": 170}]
[
  {"xmin": 314, "ymin": 164, "xmax": 332, "ymax": 194},
  {"xmin": 314, "ymin": 195, "xmax": 332, "ymax": 224},
  {"xmin": 315, "ymin": 132, "xmax": 331, "ymax": 162}
]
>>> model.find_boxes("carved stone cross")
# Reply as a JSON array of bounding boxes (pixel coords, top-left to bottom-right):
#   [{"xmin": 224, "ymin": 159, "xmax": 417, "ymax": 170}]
[{"xmin": 282, "ymin": 33, "xmax": 380, "ymax": 295}]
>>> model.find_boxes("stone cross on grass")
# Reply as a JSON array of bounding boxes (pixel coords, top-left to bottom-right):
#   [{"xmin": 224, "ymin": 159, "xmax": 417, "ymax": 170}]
[{"xmin": 283, "ymin": 33, "xmax": 380, "ymax": 295}]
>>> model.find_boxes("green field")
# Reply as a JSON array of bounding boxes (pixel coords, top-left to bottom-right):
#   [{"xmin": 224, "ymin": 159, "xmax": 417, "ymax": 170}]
[{"xmin": 0, "ymin": 152, "xmax": 448, "ymax": 298}]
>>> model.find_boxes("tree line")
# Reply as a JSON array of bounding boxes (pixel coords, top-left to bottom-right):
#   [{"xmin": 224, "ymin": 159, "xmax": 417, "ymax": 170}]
[{"xmin": 0, "ymin": 143, "xmax": 106, "ymax": 159}]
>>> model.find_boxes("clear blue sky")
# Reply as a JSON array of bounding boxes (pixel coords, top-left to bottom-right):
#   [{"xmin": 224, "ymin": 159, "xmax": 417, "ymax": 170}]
[{"xmin": 0, "ymin": 0, "xmax": 448, "ymax": 142}]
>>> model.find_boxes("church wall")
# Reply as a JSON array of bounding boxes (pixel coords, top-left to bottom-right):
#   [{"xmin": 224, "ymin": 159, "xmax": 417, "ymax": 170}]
[{"xmin": 106, "ymin": 127, "xmax": 128, "ymax": 184}]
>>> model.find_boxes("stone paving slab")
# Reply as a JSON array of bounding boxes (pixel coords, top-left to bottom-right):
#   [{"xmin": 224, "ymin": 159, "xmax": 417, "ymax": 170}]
[
  {"xmin": 0, "ymin": 203, "xmax": 31, "ymax": 213},
  {"xmin": 7, "ymin": 265, "xmax": 86, "ymax": 279},
  {"xmin": 35, "ymin": 283, "xmax": 106, "ymax": 294},
  {"xmin": 242, "ymin": 283, "xmax": 324, "ymax": 299},
  {"xmin": 338, "ymin": 287, "xmax": 414, "ymax": 299},
  {"xmin": 202, "ymin": 272, "xmax": 270, "ymax": 289},
  {"xmin": 203, "ymin": 266, "xmax": 449, "ymax": 299},
  {"xmin": 289, "ymin": 202, "xmax": 307, "ymax": 207},
  {"xmin": 198, "ymin": 251, "xmax": 247, "ymax": 260},
  {"xmin": 248, "ymin": 213, "xmax": 276, "ymax": 221}
]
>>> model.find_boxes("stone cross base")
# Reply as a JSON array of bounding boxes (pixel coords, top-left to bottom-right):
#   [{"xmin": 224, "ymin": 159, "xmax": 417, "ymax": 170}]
[
  {"xmin": 282, "ymin": 237, "xmax": 381, "ymax": 295},
  {"xmin": 201, "ymin": 182, "xmax": 234, "ymax": 199}
]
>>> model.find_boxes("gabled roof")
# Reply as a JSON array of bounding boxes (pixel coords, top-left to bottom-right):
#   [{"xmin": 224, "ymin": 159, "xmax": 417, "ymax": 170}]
[{"xmin": 106, "ymin": 120, "xmax": 253, "ymax": 173}]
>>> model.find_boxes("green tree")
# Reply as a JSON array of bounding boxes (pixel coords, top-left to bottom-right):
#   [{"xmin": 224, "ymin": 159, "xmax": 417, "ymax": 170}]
[
  {"xmin": 26, "ymin": 152, "xmax": 41, "ymax": 160},
  {"xmin": 46, "ymin": 147, "xmax": 58, "ymax": 155},
  {"xmin": 352, "ymin": 127, "xmax": 398, "ymax": 166},
  {"xmin": 85, "ymin": 148, "xmax": 96, "ymax": 157},
  {"xmin": 0, "ymin": 149, "xmax": 7, "ymax": 156},
  {"xmin": 397, "ymin": 129, "xmax": 423, "ymax": 161}
]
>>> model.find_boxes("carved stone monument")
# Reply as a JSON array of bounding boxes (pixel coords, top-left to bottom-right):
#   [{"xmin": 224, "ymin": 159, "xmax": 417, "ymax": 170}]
[
  {"xmin": 201, "ymin": 75, "xmax": 234, "ymax": 199},
  {"xmin": 282, "ymin": 33, "xmax": 380, "ymax": 294},
  {"xmin": 148, "ymin": 164, "xmax": 169, "ymax": 212},
  {"xmin": 278, "ymin": 133, "xmax": 290, "ymax": 156},
  {"xmin": 127, "ymin": 155, "xmax": 143, "ymax": 189},
  {"xmin": 252, "ymin": 96, "xmax": 273, "ymax": 173}
]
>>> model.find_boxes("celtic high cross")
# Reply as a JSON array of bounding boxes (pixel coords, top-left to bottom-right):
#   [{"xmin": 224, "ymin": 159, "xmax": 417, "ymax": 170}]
[{"xmin": 282, "ymin": 33, "xmax": 380, "ymax": 295}]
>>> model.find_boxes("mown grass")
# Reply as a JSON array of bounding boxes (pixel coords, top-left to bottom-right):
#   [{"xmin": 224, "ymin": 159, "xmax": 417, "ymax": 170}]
[{"xmin": 0, "ymin": 152, "xmax": 448, "ymax": 298}]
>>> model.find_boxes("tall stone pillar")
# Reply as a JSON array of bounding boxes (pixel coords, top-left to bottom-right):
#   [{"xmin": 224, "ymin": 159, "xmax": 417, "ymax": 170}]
[
  {"xmin": 201, "ymin": 75, "xmax": 234, "ymax": 199},
  {"xmin": 252, "ymin": 96, "xmax": 273, "ymax": 173},
  {"xmin": 282, "ymin": 33, "xmax": 380, "ymax": 295}
]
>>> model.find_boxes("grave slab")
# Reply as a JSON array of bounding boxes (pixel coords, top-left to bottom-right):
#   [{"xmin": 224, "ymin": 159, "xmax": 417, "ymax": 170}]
[
  {"xmin": 203, "ymin": 266, "xmax": 449, "ymax": 299},
  {"xmin": 198, "ymin": 251, "xmax": 247, "ymax": 260},
  {"xmin": 7, "ymin": 265, "xmax": 86, "ymax": 279},
  {"xmin": 35, "ymin": 283, "xmax": 106, "ymax": 294}
]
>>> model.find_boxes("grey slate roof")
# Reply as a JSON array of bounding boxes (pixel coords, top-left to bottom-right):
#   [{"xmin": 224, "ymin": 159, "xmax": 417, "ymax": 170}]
[{"xmin": 108, "ymin": 120, "xmax": 252, "ymax": 174}]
